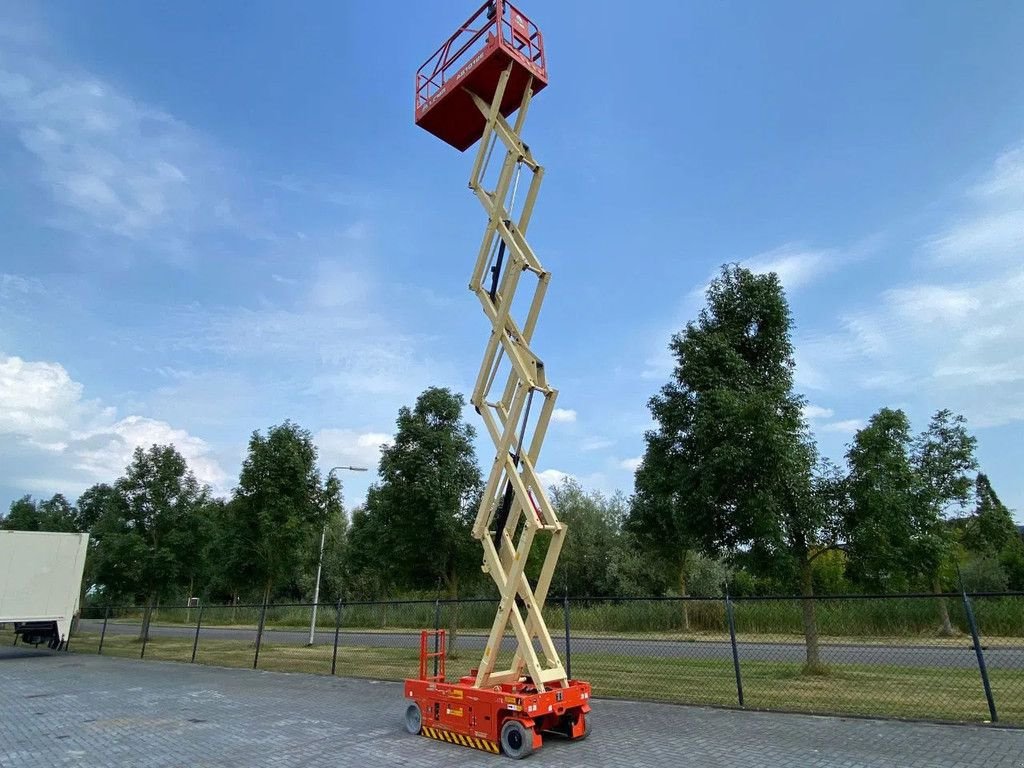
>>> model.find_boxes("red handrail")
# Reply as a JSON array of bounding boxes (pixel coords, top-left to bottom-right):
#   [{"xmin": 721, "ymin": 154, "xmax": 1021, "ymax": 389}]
[
  {"xmin": 418, "ymin": 629, "xmax": 447, "ymax": 682},
  {"xmin": 414, "ymin": 0, "xmax": 546, "ymax": 115}
]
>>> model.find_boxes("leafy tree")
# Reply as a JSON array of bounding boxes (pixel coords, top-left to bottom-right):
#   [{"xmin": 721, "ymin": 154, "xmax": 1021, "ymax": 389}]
[
  {"xmin": 201, "ymin": 497, "xmax": 250, "ymax": 602},
  {"xmin": 631, "ymin": 264, "xmax": 838, "ymax": 669},
  {"xmin": 232, "ymin": 420, "xmax": 324, "ymax": 605},
  {"xmin": 546, "ymin": 479, "xmax": 626, "ymax": 598},
  {"xmin": 911, "ymin": 409, "xmax": 977, "ymax": 633},
  {"xmin": 293, "ymin": 473, "xmax": 347, "ymax": 602},
  {"xmin": 90, "ymin": 445, "xmax": 209, "ymax": 639},
  {"xmin": 76, "ymin": 484, "xmax": 117, "ymax": 532},
  {"xmin": 73, "ymin": 483, "xmax": 120, "ymax": 612},
  {"xmin": 2, "ymin": 493, "xmax": 81, "ymax": 531},
  {"xmin": 959, "ymin": 553, "xmax": 1009, "ymax": 593},
  {"xmin": 966, "ymin": 474, "xmax": 1019, "ymax": 554},
  {"xmin": 846, "ymin": 408, "xmax": 920, "ymax": 591},
  {"xmin": 344, "ymin": 504, "xmax": 393, "ymax": 599},
  {"xmin": 965, "ymin": 474, "xmax": 1024, "ymax": 590},
  {"xmin": 355, "ymin": 387, "xmax": 481, "ymax": 597}
]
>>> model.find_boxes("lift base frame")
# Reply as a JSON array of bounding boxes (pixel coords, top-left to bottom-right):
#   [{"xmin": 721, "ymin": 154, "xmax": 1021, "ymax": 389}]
[{"xmin": 404, "ymin": 674, "xmax": 591, "ymax": 757}]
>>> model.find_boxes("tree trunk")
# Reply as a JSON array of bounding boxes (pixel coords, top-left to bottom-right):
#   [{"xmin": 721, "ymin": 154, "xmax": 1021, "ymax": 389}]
[
  {"xmin": 933, "ymin": 575, "xmax": 955, "ymax": 637},
  {"xmin": 679, "ymin": 554, "xmax": 691, "ymax": 633},
  {"xmin": 139, "ymin": 594, "xmax": 155, "ymax": 642},
  {"xmin": 799, "ymin": 559, "xmax": 822, "ymax": 672}
]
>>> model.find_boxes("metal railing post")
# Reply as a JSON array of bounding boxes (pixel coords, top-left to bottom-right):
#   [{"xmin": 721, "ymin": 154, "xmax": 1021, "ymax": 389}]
[
  {"xmin": 254, "ymin": 600, "xmax": 268, "ymax": 670},
  {"xmin": 562, "ymin": 593, "xmax": 572, "ymax": 680},
  {"xmin": 433, "ymin": 599, "xmax": 442, "ymax": 679},
  {"xmin": 331, "ymin": 601, "xmax": 343, "ymax": 676},
  {"xmin": 140, "ymin": 604, "xmax": 150, "ymax": 659},
  {"xmin": 962, "ymin": 590, "xmax": 997, "ymax": 722},
  {"xmin": 98, "ymin": 606, "xmax": 110, "ymax": 655},
  {"xmin": 190, "ymin": 605, "xmax": 204, "ymax": 664},
  {"xmin": 725, "ymin": 592, "xmax": 744, "ymax": 707}
]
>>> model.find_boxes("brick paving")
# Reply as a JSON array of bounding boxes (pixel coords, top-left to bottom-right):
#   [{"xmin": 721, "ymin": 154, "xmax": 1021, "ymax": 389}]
[{"xmin": 2, "ymin": 646, "xmax": 1023, "ymax": 767}]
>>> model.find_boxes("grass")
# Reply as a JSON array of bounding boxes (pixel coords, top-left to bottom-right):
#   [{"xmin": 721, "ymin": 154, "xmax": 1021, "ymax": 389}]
[
  {"xmin": 96, "ymin": 594, "xmax": 1024, "ymax": 639},
  {"xmin": 69, "ymin": 631, "xmax": 1024, "ymax": 727}
]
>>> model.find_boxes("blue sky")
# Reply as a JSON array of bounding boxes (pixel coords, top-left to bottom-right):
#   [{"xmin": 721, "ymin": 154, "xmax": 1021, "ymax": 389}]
[{"xmin": 1, "ymin": 1, "xmax": 1022, "ymax": 522}]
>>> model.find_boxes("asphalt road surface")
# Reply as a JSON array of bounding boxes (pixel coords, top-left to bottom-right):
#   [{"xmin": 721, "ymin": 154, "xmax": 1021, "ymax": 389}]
[
  {"xmin": 4, "ymin": 646, "xmax": 1022, "ymax": 768},
  {"xmin": 77, "ymin": 620, "xmax": 1024, "ymax": 669}
]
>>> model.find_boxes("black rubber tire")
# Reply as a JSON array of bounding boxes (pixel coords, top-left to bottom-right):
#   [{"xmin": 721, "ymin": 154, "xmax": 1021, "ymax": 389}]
[
  {"xmin": 404, "ymin": 703, "xmax": 423, "ymax": 735},
  {"xmin": 500, "ymin": 719, "xmax": 535, "ymax": 760}
]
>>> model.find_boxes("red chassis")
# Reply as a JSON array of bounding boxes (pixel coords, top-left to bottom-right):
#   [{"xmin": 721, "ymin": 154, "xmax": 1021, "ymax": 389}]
[{"xmin": 403, "ymin": 631, "xmax": 591, "ymax": 759}]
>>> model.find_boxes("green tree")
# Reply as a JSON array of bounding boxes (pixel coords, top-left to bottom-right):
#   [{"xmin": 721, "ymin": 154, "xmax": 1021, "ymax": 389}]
[
  {"xmin": 965, "ymin": 473, "xmax": 1024, "ymax": 590},
  {"xmin": 846, "ymin": 408, "xmax": 920, "ymax": 591},
  {"xmin": 91, "ymin": 445, "xmax": 209, "ymax": 639},
  {"xmin": 232, "ymin": 420, "xmax": 325, "ymax": 605},
  {"xmin": 911, "ymin": 409, "xmax": 977, "ymax": 633},
  {"xmin": 966, "ymin": 474, "xmax": 1019, "ymax": 554},
  {"xmin": 344, "ymin": 504, "xmax": 392, "ymax": 598},
  {"xmin": 293, "ymin": 473, "xmax": 347, "ymax": 601},
  {"xmin": 76, "ymin": 484, "xmax": 117, "ymax": 531},
  {"xmin": 73, "ymin": 483, "xmax": 120, "ymax": 613},
  {"xmin": 631, "ymin": 264, "xmax": 838, "ymax": 669},
  {"xmin": 357, "ymin": 387, "xmax": 481, "ymax": 596},
  {"xmin": 546, "ymin": 479, "xmax": 626, "ymax": 598},
  {"xmin": 2, "ymin": 493, "xmax": 81, "ymax": 531}
]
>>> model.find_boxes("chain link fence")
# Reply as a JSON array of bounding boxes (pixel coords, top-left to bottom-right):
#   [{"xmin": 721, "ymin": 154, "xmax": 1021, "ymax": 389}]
[{"xmin": 64, "ymin": 591, "xmax": 1024, "ymax": 726}]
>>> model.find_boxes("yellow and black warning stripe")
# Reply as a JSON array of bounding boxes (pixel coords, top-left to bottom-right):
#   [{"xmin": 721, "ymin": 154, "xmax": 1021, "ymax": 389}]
[{"xmin": 421, "ymin": 726, "xmax": 500, "ymax": 754}]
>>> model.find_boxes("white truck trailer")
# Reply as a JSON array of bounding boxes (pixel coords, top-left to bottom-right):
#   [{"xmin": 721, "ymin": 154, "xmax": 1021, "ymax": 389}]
[{"xmin": 0, "ymin": 530, "xmax": 90, "ymax": 649}]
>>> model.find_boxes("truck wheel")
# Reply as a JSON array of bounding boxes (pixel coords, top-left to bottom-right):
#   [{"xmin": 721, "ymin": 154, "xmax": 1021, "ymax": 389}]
[
  {"xmin": 500, "ymin": 719, "xmax": 535, "ymax": 760},
  {"xmin": 404, "ymin": 703, "xmax": 422, "ymax": 735}
]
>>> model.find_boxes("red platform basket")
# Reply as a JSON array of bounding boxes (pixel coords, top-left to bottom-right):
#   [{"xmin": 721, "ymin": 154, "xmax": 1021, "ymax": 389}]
[{"xmin": 415, "ymin": 0, "xmax": 547, "ymax": 151}]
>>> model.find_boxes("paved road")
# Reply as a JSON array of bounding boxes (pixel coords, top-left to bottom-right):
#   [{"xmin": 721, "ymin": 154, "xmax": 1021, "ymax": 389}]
[
  {"xmin": 79, "ymin": 620, "xmax": 1024, "ymax": 669},
  {"xmin": 3, "ymin": 646, "xmax": 1022, "ymax": 767}
]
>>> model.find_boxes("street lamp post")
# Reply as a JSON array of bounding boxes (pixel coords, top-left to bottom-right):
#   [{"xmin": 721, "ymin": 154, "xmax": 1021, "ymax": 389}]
[{"xmin": 308, "ymin": 464, "xmax": 368, "ymax": 646}]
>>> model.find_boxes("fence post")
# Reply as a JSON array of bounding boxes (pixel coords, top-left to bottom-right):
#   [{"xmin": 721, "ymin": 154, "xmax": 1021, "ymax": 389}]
[
  {"xmin": 331, "ymin": 601, "xmax": 343, "ymax": 676},
  {"xmin": 98, "ymin": 606, "xmax": 110, "ymax": 655},
  {"xmin": 433, "ymin": 599, "xmax": 442, "ymax": 678},
  {"xmin": 254, "ymin": 600, "xmax": 268, "ymax": 670},
  {"xmin": 562, "ymin": 593, "xmax": 572, "ymax": 680},
  {"xmin": 190, "ymin": 605, "xmax": 204, "ymax": 664},
  {"xmin": 725, "ymin": 592, "xmax": 744, "ymax": 707},
  {"xmin": 961, "ymin": 589, "xmax": 997, "ymax": 722},
  {"xmin": 140, "ymin": 603, "xmax": 150, "ymax": 659}
]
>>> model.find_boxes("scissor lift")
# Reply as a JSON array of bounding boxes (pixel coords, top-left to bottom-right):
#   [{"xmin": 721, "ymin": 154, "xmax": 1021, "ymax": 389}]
[{"xmin": 403, "ymin": 1, "xmax": 591, "ymax": 759}]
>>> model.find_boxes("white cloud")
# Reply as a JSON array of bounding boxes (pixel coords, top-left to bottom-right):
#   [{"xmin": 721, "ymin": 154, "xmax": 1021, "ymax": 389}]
[
  {"xmin": 743, "ymin": 244, "xmax": 837, "ymax": 291},
  {"xmin": 687, "ymin": 244, "xmax": 838, "ymax": 308},
  {"xmin": 929, "ymin": 147, "xmax": 1024, "ymax": 265},
  {"xmin": 795, "ymin": 144, "xmax": 1024, "ymax": 429},
  {"xmin": 537, "ymin": 469, "xmax": 572, "ymax": 489},
  {"xmin": 929, "ymin": 211, "xmax": 1024, "ymax": 265},
  {"xmin": 0, "ymin": 32, "xmax": 235, "ymax": 264},
  {"xmin": 315, "ymin": 428, "xmax": 393, "ymax": 472},
  {"xmin": 0, "ymin": 356, "xmax": 85, "ymax": 435},
  {"xmin": 551, "ymin": 408, "xmax": 577, "ymax": 424},
  {"xmin": 581, "ymin": 436, "xmax": 614, "ymax": 451},
  {"xmin": 802, "ymin": 404, "xmax": 834, "ymax": 420},
  {"xmin": 0, "ymin": 355, "xmax": 227, "ymax": 496},
  {"xmin": 618, "ymin": 457, "xmax": 642, "ymax": 472},
  {"xmin": 888, "ymin": 285, "xmax": 979, "ymax": 322},
  {"xmin": 820, "ymin": 419, "xmax": 863, "ymax": 435},
  {"xmin": 1, "ymin": 273, "xmax": 45, "ymax": 298}
]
